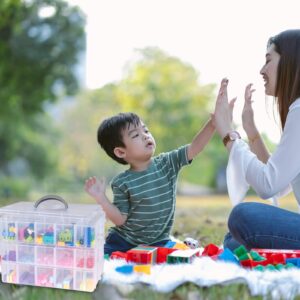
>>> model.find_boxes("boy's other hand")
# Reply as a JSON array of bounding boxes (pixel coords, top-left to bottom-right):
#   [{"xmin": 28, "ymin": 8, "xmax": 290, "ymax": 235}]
[{"xmin": 85, "ymin": 176, "xmax": 106, "ymax": 199}]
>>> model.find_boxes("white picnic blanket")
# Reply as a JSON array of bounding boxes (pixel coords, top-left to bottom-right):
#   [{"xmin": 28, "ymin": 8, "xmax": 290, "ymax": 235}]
[{"xmin": 102, "ymin": 256, "xmax": 300, "ymax": 300}]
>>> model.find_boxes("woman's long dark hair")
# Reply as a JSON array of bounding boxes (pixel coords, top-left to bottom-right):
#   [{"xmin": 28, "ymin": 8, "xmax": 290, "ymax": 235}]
[{"xmin": 268, "ymin": 29, "xmax": 300, "ymax": 129}]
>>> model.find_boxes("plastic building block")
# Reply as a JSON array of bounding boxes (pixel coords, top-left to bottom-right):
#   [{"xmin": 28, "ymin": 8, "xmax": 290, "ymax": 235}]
[
  {"xmin": 156, "ymin": 247, "xmax": 177, "ymax": 264},
  {"xmin": 172, "ymin": 242, "xmax": 190, "ymax": 250},
  {"xmin": 253, "ymin": 248, "xmax": 300, "ymax": 259},
  {"xmin": 110, "ymin": 251, "xmax": 128, "ymax": 260},
  {"xmin": 133, "ymin": 264, "xmax": 151, "ymax": 275},
  {"xmin": 253, "ymin": 265, "xmax": 264, "ymax": 271},
  {"xmin": 266, "ymin": 264, "xmax": 276, "ymax": 271},
  {"xmin": 286, "ymin": 258, "xmax": 300, "ymax": 267},
  {"xmin": 115, "ymin": 265, "xmax": 134, "ymax": 274},
  {"xmin": 217, "ymin": 248, "xmax": 239, "ymax": 265},
  {"xmin": 238, "ymin": 253, "xmax": 252, "ymax": 261},
  {"xmin": 233, "ymin": 245, "xmax": 248, "ymax": 258},
  {"xmin": 269, "ymin": 253, "xmax": 286, "ymax": 264},
  {"xmin": 127, "ymin": 246, "xmax": 157, "ymax": 264},
  {"xmin": 286, "ymin": 262, "xmax": 296, "ymax": 269},
  {"xmin": 275, "ymin": 263, "xmax": 284, "ymax": 271},
  {"xmin": 239, "ymin": 258, "xmax": 269, "ymax": 268},
  {"xmin": 167, "ymin": 248, "xmax": 200, "ymax": 264},
  {"xmin": 249, "ymin": 250, "xmax": 265, "ymax": 261},
  {"xmin": 201, "ymin": 243, "xmax": 221, "ymax": 257},
  {"xmin": 164, "ymin": 241, "xmax": 176, "ymax": 248}
]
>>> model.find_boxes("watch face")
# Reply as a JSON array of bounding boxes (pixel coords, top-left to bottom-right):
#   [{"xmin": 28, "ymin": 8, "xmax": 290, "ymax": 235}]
[{"xmin": 229, "ymin": 131, "xmax": 240, "ymax": 140}]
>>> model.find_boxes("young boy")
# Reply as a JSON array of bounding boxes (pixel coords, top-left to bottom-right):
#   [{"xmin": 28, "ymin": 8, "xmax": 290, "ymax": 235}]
[{"xmin": 85, "ymin": 112, "xmax": 215, "ymax": 255}]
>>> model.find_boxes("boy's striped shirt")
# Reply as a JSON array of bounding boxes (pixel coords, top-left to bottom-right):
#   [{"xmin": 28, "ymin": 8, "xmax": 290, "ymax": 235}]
[{"xmin": 109, "ymin": 145, "xmax": 191, "ymax": 245}]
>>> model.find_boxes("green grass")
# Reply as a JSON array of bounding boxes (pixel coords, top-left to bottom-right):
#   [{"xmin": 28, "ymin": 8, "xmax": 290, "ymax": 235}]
[{"xmin": 0, "ymin": 194, "xmax": 299, "ymax": 300}]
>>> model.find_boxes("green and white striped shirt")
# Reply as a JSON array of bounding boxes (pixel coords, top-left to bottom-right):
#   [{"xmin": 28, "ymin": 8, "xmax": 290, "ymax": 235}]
[{"xmin": 110, "ymin": 145, "xmax": 191, "ymax": 245}]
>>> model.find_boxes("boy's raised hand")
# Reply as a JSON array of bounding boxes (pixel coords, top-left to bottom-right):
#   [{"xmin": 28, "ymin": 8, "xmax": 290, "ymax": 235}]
[
  {"xmin": 214, "ymin": 78, "xmax": 234, "ymax": 138},
  {"xmin": 85, "ymin": 176, "xmax": 106, "ymax": 199}
]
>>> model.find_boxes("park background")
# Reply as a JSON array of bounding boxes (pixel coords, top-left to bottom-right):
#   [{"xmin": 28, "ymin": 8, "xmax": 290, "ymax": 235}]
[{"xmin": 1, "ymin": 0, "xmax": 300, "ymax": 299}]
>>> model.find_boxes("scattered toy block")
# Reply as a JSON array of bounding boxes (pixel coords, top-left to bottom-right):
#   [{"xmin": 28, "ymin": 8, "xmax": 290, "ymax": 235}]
[
  {"xmin": 156, "ymin": 247, "xmax": 177, "ymax": 264},
  {"xmin": 286, "ymin": 258, "xmax": 300, "ymax": 267},
  {"xmin": 253, "ymin": 248, "xmax": 300, "ymax": 259},
  {"xmin": 133, "ymin": 264, "xmax": 151, "ymax": 275},
  {"xmin": 167, "ymin": 248, "xmax": 200, "ymax": 264},
  {"xmin": 233, "ymin": 245, "xmax": 248, "ymax": 258},
  {"xmin": 164, "ymin": 241, "xmax": 176, "ymax": 248},
  {"xmin": 201, "ymin": 243, "xmax": 221, "ymax": 257},
  {"xmin": 269, "ymin": 253, "xmax": 286, "ymax": 265},
  {"xmin": 127, "ymin": 246, "xmax": 157, "ymax": 264},
  {"xmin": 115, "ymin": 265, "xmax": 134, "ymax": 274},
  {"xmin": 249, "ymin": 250, "xmax": 265, "ymax": 261},
  {"xmin": 110, "ymin": 251, "xmax": 128, "ymax": 260},
  {"xmin": 217, "ymin": 248, "xmax": 239, "ymax": 265},
  {"xmin": 172, "ymin": 242, "xmax": 190, "ymax": 250}
]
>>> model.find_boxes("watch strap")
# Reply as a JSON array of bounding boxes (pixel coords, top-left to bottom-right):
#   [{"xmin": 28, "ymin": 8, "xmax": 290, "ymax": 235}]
[{"xmin": 222, "ymin": 131, "xmax": 241, "ymax": 147}]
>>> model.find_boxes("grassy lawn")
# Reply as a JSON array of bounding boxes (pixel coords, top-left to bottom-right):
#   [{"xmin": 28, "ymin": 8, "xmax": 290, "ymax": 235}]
[{"xmin": 0, "ymin": 194, "xmax": 299, "ymax": 300}]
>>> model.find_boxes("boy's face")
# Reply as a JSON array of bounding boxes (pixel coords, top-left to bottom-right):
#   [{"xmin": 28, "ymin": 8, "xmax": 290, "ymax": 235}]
[{"xmin": 117, "ymin": 121, "xmax": 156, "ymax": 163}]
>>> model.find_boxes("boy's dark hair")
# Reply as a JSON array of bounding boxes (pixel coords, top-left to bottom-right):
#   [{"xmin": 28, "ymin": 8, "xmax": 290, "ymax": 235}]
[{"xmin": 97, "ymin": 112, "xmax": 141, "ymax": 165}]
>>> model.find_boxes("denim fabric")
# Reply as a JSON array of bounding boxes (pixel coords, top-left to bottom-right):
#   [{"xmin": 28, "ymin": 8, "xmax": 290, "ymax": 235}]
[
  {"xmin": 223, "ymin": 202, "xmax": 300, "ymax": 251},
  {"xmin": 104, "ymin": 231, "xmax": 171, "ymax": 255}
]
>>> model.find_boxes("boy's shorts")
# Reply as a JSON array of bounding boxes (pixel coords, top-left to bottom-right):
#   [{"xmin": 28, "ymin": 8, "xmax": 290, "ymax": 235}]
[{"xmin": 104, "ymin": 231, "xmax": 171, "ymax": 255}]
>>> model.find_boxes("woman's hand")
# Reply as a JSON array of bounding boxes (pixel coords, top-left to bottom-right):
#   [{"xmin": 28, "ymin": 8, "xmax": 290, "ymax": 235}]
[
  {"xmin": 242, "ymin": 83, "xmax": 258, "ymax": 137},
  {"xmin": 213, "ymin": 78, "xmax": 234, "ymax": 138}
]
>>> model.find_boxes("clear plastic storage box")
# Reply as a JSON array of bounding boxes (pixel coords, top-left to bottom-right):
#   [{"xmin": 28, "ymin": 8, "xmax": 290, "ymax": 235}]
[{"xmin": 0, "ymin": 195, "xmax": 105, "ymax": 292}]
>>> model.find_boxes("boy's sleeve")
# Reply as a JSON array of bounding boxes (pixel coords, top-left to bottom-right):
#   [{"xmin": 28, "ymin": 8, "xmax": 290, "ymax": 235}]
[
  {"xmin": 111, "ymin": 182, "xmax": 129, "ymax": 215},
  {"xmin": 165, "ymin": 144, "xmax": 191, "ymax": 174}
]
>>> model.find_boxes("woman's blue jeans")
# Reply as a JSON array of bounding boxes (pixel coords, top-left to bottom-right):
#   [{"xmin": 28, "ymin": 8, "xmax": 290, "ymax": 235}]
[{"xmin": 224, "ymin": 202, "xmax": 300, "ymax": 250}]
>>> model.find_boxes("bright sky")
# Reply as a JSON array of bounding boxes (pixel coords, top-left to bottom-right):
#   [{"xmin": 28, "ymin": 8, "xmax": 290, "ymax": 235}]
[{"xmin": 68, "ymin": 0, "xmax": 300, "ymax": 143}]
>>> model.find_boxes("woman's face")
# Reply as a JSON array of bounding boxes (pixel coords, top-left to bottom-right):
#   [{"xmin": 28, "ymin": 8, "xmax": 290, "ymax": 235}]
[{"xmin": 260, "ymin": 43, "xmax": 281, "ymax": 96}]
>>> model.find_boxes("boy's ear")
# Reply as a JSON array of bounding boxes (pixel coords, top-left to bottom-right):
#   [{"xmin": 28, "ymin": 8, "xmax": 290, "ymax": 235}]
[{"xmin": 114, "ymin": 147, "xmax": 126, "ymax": 159}]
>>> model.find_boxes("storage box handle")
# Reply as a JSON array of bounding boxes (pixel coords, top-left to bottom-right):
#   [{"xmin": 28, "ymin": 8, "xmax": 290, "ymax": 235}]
[{"xmin": 34, "ymin": 194, "xmax": 68, "ymax": 210}]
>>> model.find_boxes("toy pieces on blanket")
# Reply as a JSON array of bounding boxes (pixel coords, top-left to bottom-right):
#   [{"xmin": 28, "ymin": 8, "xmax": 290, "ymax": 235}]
[
  {"xmin": 156, "ymin": 247, "xmax": 177, "ymax": 264},
  {"xmin": 217, "ymin": 248, "xmax": 240, "ymax": 265},
  {"xmin": 164, "ymin": 240, "xmax": 190, "ymax": 250},
  {"xmin": 115, "ymin": 264, "xmax": 151, "ymax": 275},
  {"xmin": 126, "ymin": 246, "xmax": 157, "ymax": 264},
  {"xmin": 110, "ymin": 251, "xmax": 128, "ymax": 260},
  {"xmin": 109, "ymin": 246, "xmax": 176, "ymax": 264},
  {"xmin": 234, "ymin": 245, "xmax": 298, "ymax": 270},
  {"xmin": 167, "ymin": 248, "xmax": 200, "ymax": 264},
  {"xmin": 253, "ymin": 248, "xmax": 300, "ymax": 259},
  {"xmin": 201, "ymin": 243, "xmax": 223, "ymax": 259},
  {"xmin": 253, "ymin": 262, "xmax": 295, "ymax": 271}
]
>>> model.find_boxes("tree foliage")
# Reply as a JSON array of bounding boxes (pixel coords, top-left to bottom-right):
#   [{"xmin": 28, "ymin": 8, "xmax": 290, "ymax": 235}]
[
  {"xmin": 0, "ymin": 0, "xmax": 85, "ymax": 178},
  {"xmin": 58, "ymin": 48, "xmax": 228, "ymax": 187}
]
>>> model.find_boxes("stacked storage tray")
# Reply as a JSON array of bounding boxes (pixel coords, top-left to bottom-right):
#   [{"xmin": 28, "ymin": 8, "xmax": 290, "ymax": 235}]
[{"xmin": 0, "ymin": 196, "xmax": 105, "ymax": 292}]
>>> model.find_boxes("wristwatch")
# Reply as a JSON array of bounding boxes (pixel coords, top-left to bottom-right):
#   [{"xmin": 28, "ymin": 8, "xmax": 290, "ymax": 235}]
[{"xmin": 222, "ymin": 130, "xmax": 241, "ymax": 147}]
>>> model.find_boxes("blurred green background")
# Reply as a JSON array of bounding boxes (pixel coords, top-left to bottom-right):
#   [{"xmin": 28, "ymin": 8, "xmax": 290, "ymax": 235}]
[{"xmin": 0, "ymin": 0, "xmax": 276, "ymax": 202}]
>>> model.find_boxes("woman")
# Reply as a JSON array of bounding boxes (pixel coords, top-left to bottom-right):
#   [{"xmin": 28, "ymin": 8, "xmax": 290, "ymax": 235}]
[{"xmin": 214, "ymin": 29, "xmax": 300, "ymax": 250}]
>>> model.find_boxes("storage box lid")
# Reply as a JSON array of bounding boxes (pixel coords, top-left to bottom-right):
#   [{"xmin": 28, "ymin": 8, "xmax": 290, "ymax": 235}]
[{"xmin": 0, "ymin": 201, "xmax": 103, "ymax": 219}]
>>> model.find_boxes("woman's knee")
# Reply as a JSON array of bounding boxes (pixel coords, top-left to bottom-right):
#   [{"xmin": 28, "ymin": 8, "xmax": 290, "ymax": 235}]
[
  {"xmin": 228, "ymin": 202, "xmax": 254, "ymax": 231},
  {"xmin": 228, "ymin": 202, "xmax": 267, "ymax": 231}
]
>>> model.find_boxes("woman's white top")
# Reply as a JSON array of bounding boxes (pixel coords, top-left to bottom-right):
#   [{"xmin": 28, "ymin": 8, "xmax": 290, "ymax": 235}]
[{"xmin": 227, "ymin": 98, "xmax": 300, "ymax": 208}]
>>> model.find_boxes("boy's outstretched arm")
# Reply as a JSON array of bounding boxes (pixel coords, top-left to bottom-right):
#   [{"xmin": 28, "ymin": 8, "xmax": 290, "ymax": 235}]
[
  {"xmin": 85, "ymin": 176, "xmax": 127, "ymax": 226},
  {"xmin": 187, "ymin": 118, "xmax": 215, "ymax": 161}
]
